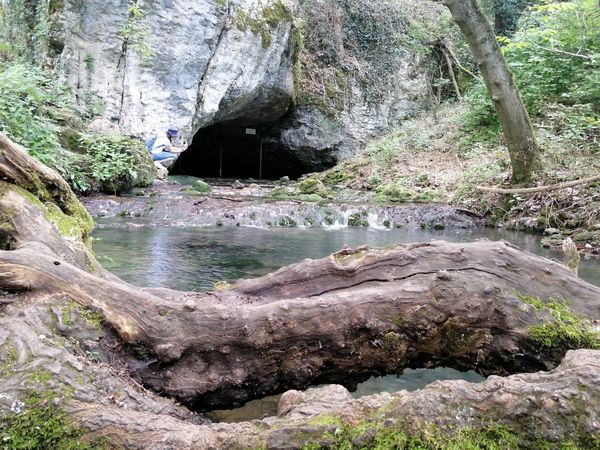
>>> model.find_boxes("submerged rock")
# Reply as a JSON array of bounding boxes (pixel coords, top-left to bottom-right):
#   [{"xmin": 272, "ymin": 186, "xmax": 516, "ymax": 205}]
[{"xmin": 191, "ymin": 180, "xmax": 213, "ymax": 194}]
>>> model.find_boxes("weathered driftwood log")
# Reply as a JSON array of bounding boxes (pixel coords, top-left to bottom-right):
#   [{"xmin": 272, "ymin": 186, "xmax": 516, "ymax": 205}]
[{"xmin": 1, "ymin": 133, "xmax": 599, "ymax": 449}]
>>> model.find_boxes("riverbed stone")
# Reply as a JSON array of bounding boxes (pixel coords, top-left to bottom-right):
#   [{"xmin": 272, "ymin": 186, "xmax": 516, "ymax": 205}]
[
  {"xmin": 277, "ymin": 390, "xmax": 303, "ymax": 417},
  {"xmin": 544, "ymin": 227, "xmax": 561, "ymax": 236},
  {"xmin": 153, "ymin": 162, "xmax": 169, "ymax": 180},
  {"xmin": 298, "ymin": 178, "xmax": 328, "ymax": 197},
  {"xmin": 572, "ymin": 230, "xmax": 600, "ymax": 245},
  {"xmin": 541, "ymin": 234, "xmax": 565, "ymax": 248},
  {"xmin": 279, "ymin": 385, "xmax": 353, "ymax": 420}
]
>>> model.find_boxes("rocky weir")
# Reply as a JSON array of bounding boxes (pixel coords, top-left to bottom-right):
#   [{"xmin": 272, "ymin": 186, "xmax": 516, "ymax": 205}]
[
  {"xmin": 81, "ymin": 178, "xmax": 482, "ymax": 230},
  {"xmin": 1, "ymin": 134, "xmax": 600, "ymax": 449}
]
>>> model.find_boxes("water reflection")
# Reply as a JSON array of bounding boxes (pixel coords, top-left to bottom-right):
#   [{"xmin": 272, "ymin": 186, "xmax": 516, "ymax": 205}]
[
  {"xmin": 206, "ymin": 368, "xmax": 486, "ymax": 423},
  {"xmin": 93, "ymin": 224, "xmax": 600, "ymax": 290}
]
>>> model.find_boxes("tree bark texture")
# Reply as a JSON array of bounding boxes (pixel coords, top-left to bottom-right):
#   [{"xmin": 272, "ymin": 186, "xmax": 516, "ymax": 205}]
[
  {"xmin": 443, "ymin": 0, "xmax": 541, "ymax": 182},
  {"xmin": 1, "ymin": 134, "xmax": 599, "ymax": 448}
]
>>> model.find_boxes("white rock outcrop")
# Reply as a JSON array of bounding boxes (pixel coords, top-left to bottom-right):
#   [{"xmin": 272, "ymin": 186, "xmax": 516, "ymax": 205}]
[{"xmin": 51, "ymin": 0, "xmax": 439, "ymax": 167}]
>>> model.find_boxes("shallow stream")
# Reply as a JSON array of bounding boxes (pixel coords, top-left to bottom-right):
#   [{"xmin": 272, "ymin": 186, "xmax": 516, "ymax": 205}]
[
  {"xmin": 93, "ymin": 223, "xmax": 600, "ymax": 290},
  {"xmin": 92, "ymin": 222, "xmax": 600, "ymax": 421}
]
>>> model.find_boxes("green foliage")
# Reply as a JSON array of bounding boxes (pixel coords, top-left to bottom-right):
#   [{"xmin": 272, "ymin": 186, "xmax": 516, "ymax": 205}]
[
  {"xmin": 0, "ymin": 61, "xmax": 152, "ymax": 195},
  {"xmin": 0, "ymin": 391, "xmax": 104, "ymax": 450},
  {"xmin": 508, "ymin": 1, "xmax": 599, "ymax": 107},
  {"xmin": 463, "ymin": 0, "xmax": 599, "ymax": 143},
  {"xmin": 119, "ymin": 0, "xmax": 155, "ymax": 61},
  {"xmin": 68, "ymin": 133, "xmax": 154, "ymax": 194},
  {"xmin": 493, "ymin": 0, "xmax": 534, "ymax": 37},
  {"xmin": 520, "ymin": 295, "xmax": 600, "ymax": 350},
  {"xmin": 0, "ymin": 63, "xmax": 69, "ymax": 167},
  {"xmin": 0, "ymin": 0, "xmax": 53, "ymax": 63}
]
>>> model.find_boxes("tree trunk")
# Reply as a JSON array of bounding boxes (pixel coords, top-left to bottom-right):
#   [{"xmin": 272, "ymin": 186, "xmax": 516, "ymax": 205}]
[
  {"xmin": 442, "ymin": 0, "xmax": 541, "ymax": 182},
  {"xmin": 1, "ymin": 134, "xmax": 599, "ymax": 448}
]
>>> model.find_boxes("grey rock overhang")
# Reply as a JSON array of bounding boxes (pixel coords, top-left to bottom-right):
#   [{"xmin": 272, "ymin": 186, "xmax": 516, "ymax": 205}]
[{"xmin": 53, "ymin": 0, "xmax": 442, "ymax": 168}]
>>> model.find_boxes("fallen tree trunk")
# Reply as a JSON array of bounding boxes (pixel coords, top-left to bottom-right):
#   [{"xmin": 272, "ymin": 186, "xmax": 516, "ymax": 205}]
[
  {"xmin": 1, "ymin": 133, "xmax": 599, "ymax": 448},
  {"xmin": 3, "ymin": 232, "xmax": 599, "ymax": 410},
  {"xmin": 2, "ymin": 298, "xmax": 600, "ymax": 450}
]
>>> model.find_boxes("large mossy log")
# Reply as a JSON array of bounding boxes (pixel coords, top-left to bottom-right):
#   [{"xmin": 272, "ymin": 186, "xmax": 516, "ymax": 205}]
[{"xmin": 1, "ymin": 133, "xmax": 599, "ymax": 449}]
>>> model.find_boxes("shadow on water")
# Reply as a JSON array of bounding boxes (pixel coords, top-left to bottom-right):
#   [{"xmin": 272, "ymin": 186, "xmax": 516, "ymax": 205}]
[
  {"xmin": 207, "ymin": 367, "xmax": 485, "ymax": 423},
  {"xmin": 92, "ymin": 224, "xmax": 600, "ymax": 421}
]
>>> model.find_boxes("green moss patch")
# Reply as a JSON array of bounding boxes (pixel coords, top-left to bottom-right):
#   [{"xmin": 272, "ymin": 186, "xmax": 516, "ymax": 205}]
[
  {"xmin": 190, "ymin": 179, "xmax": 212, "ymax": 194},
  {"xmin": 5, "ymin": 182, "xmax": 94, "ymax": 244},
  {"xmin": 301, "ymin": 421, "xmax": 599, "ymax": 450},
  {"xmin": 0, "ymin": 205, "xmax": 17, "ymax": 250},
  {"xmin": 347, "ymin": 211, "xmax": 369, "ymax": 227},
  {"xmin": 62, "ymin": 302, "xmax": 104, "ymax": 332},
  {"xmin": 299, "ymin": 178, "xmax": 328, "ymax": 197},
  {"xmin": 269, "ymin": 187, "xmax": 324, "ymax": 203},
  {"xmin": 0, "ymin": 391, "xmax": 105, "ymax": 450},
  {"xmin": 235, "ymin": 0, "xmax": 293, "ymax": 48},
  {"xmin": 278, "ymin": 216, "xmax": 297, "ymax": 227},
  {"xmin": 0, "ymin": 342, "xmax": 18, "ymax": 377},
  {"xmin": 520, "ymin": 295, "xmax": 600, "ymax": 351}
]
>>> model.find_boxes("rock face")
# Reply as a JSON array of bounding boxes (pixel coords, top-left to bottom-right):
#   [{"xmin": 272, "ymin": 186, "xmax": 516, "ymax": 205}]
[
  {"xmin": 58, "ymin": 0, "xmax": 294, "ymax": 136},
  {"xmin": 47, "ymin": 0, "xmax": 443, "ymax": 172}
]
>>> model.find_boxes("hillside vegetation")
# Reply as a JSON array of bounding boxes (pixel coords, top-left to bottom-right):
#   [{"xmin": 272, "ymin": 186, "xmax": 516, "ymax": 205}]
[
  {"xmin": 314, "ymin": 0, "xmax": 599, "ymax": 245},
  {"xmin": 0, "ymin": 2, "xmax": 155, "ymax": 194}
]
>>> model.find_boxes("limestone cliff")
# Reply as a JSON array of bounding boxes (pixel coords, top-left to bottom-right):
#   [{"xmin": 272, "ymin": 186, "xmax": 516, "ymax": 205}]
[{"xmin": 47, "ymin": 0, "xmax": 447, "ymax": 172}]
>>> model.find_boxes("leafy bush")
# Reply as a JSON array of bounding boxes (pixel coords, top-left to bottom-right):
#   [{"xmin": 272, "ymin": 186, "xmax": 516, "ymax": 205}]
[
  {"xmin": 67, "ymin": 133, "xmax": 155, "ymax": 195},
  {"xmin": 0, "ymin": 5, "xmax": 156, "ymax": 196},
  {"xmin": 0, "ymin": 61, "xmax": 155, "ymax": 194},
  {"xmin": 463, "ymin": 0, "xmax": 599, "ymax": 143},
  {"xmin": 509, "ymin": 1, "xmax": 599, "ymax": 108},
  {"xmin": 0, "ymin": 63, "xmax": 69, "ymax": 167}
]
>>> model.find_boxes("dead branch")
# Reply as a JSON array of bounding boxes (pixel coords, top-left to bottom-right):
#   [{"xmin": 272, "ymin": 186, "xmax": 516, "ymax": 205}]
[{"xmin": 477, "ymin": 174, "xmax": 600, "ymax": 194}]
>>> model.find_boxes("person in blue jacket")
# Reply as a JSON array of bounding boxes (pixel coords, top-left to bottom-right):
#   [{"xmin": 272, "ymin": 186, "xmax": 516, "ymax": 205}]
[{"xmin": 148, "ymin": 127, "xmax": 188, "ymax": 162}]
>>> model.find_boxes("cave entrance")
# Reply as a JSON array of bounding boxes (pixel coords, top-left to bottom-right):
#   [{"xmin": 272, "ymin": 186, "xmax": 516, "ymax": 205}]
[{"xmin": 172, "ymin": 123, "xmax": 309, "ymax": 180}]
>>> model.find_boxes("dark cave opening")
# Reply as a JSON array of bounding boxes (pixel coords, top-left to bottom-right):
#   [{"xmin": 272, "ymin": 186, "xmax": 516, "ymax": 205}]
[{"xmin": 171, "ymin": 123, "xmax": 315, "ymax": 180}]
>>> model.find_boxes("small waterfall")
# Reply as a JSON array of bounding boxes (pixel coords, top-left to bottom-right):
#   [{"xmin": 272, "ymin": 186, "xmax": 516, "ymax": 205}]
[
  {"xmin": 367, "ymin": 212, "xmax": 390, "ymax": 230},
  {"xmin": 322, "ymin": 210, "xmax": 349, "ymax": 230},
  {"xmin": 88, "ymin": 194, "xmax": 482, "ymax": 230}
]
